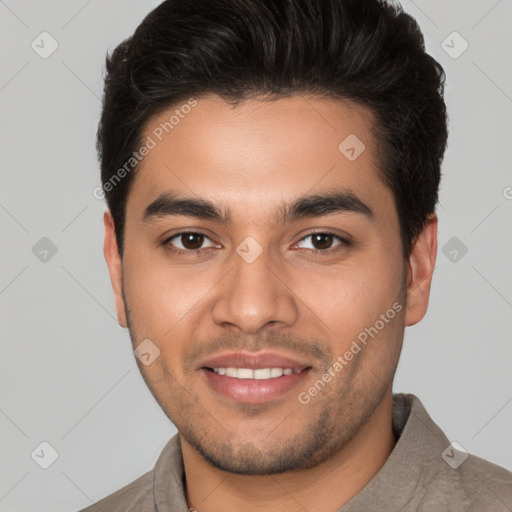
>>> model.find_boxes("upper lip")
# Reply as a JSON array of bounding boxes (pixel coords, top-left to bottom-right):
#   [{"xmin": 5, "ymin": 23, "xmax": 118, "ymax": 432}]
[{"xmin": 198, "ymin": 351, "xmax": 312, "ymax": 371}]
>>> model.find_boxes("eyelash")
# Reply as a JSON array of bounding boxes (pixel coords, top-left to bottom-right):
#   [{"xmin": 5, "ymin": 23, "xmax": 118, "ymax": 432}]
[{"xmin": 162, "ymin": 231, "xmax": 351, "ymax": 256}]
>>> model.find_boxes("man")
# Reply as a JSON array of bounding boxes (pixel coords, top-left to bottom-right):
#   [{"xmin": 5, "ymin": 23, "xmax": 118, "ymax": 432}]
[{"xmin": 83, "ymin": 0, "xmax": 512, "ymax": 510}]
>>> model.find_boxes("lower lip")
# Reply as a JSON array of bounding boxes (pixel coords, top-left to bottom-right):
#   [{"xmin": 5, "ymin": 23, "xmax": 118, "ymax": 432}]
[{"xmin": 201, "ymin": 368, "xmax": 311, "ymax": 404}]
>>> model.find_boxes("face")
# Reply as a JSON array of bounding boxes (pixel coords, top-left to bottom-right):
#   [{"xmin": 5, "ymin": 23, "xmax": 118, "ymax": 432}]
[{"xmin": 104, "ymin": 94, "xmax": 436, "ymax": 475}]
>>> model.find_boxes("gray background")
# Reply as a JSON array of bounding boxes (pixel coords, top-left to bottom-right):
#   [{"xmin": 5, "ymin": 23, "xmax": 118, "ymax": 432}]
[{"xmin": 0, "ymin": 1, "xmax": 511, "ymax": 511}]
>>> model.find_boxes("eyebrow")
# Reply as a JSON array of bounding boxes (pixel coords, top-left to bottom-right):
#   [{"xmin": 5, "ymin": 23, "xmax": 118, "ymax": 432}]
[{"xmin": 143, "ymin": 190, "xmax": 374, "ymax": 226}]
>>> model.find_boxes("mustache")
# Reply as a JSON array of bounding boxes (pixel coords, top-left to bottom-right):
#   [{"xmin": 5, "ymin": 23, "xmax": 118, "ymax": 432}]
[{"xmin": 181, "ymin": 331, "xmax": 333, "ymax": 372}]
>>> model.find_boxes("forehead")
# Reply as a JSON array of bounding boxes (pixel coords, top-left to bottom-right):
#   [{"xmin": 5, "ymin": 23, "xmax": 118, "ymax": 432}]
[{"xmin": 127, "ymin": 94, "xmax": 394, "ymax": 223}]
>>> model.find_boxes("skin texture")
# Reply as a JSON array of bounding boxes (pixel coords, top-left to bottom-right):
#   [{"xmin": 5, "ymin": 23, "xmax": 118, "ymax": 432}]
[{"xmin": 103, "ymin": 94, "xmax": 437, "ymax": 511}]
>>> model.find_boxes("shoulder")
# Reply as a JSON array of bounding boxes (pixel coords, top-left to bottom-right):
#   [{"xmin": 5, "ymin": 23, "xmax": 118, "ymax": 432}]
[
  {"xmin": 457, "ymin": 453, "xmax": 512, "ymax": 510},
  {"xmin": 75, "ymin": 435, "xmax": 184, "ymax": 512},
  {"xmin": 77, "ymin": 470, "xmax": 155, "ymax": 512},
  {"xmin": 391, "ymin": 394, "xmax": 512, "ymax": 511},
  {"xmin": 415, "ymin": 454, "xmax": 512, "ymax": 511}
]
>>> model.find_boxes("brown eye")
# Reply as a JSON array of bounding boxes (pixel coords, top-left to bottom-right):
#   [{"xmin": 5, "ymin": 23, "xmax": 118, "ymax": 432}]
[
  {"xmin": 296, "ymin": 232, "xmax": 349, "ymax": 252},
  {"xmin": 180, "ymin": 233, "xmax": 205, "ymax": 250},
  {"xmin": 311, "ymin": 233, "xmax": 334, "ymax": 250},
  {"xmin": 164, "ymin": 232, "xmax": 217, "ymax": 253}
]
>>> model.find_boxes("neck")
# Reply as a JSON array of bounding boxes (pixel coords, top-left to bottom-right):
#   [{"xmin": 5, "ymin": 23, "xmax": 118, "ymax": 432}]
[{"xmin": 181, "ymin": 392, "xmax": 396, "ymax": 512}]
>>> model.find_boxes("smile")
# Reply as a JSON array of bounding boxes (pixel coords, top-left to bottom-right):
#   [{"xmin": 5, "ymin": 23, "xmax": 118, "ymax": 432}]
[{"xmin": 207, "ymin": 367, "xmax": 303, "ymax": 379}]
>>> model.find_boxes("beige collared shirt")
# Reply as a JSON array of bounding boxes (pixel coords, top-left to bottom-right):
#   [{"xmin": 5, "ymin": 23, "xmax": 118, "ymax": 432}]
[{"xmin": 79, "ymin": 394, "xmax": 512, "ymax": 511}]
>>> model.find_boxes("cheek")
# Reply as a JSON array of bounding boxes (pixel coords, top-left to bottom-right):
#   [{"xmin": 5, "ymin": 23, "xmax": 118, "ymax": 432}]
[
  {"xmin": 122, "ymin": 247, "xmax": 218, "ymax": 344},
  {"xmin": 298, "ymin": 251, "xmax": 404, "ymax": 348}
]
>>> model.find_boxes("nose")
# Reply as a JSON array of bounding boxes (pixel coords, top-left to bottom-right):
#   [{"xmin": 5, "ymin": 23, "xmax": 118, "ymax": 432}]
[{"xmin": 211, "ymin": 246, "xmax": 299, "ymax": 334}]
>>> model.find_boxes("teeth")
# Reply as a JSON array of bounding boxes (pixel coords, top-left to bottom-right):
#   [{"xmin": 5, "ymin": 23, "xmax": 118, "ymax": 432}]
[
  {"xmin": 212, "ymin": 367, "xmax": 300, "ymax": 379},
  {"xmin": 236, "ymin": 368, "xmax": 253, "ymax": 379},
  {"xmin": 270, "ymin": 368, "xmax": 283, "ymax": 378},
  {"xmin": 253, "ymin": 368, "xmax": 271, "ymax": 379},
  {"xmin": 225, "ymin": 367, "xmax": 237, "ymax": 378}
]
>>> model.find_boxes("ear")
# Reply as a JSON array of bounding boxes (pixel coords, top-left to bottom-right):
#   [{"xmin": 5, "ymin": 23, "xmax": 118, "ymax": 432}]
[
  {"xmin": 404, "ymin": 213, "xmax": 438, "ymax": 327},
  {"xmin": 103, "ymin": 211, "xmax": 128, "ymax": 328}
]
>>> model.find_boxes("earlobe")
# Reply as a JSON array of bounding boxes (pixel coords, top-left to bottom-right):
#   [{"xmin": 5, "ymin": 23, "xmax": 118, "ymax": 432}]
[
  {"xmin": 103, "ymin": 211, "xmax": 128, "ymax": 328},
  {"xmin": 404, "ymin": 214, "xmax": 438, "ymax": 327}
]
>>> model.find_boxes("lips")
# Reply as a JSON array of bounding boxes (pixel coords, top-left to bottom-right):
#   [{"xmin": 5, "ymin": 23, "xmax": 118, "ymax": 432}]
[
  {"xmin": 198, "ymin": 351, "xmax": 312, "ymax": 404},
  {"xmin": 199, "ymin": 351, "xmax": 311, "ymax": 370},
  {"xmin": 211, "ymin": 367, "xmax": 300, "ymax": 379}
]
